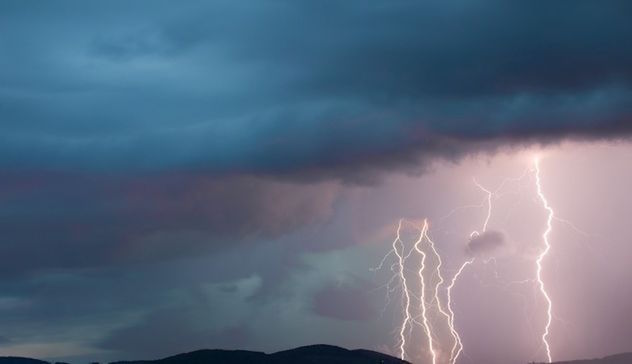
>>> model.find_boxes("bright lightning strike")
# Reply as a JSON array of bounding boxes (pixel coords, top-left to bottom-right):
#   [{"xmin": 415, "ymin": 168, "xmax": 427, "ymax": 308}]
[
  {"xmin": 376, "ymin": 219, "xmax": 446, "ymax": 363},
  {"xmin": 534, "ymin": 157, "xmax": 555, "ymax": 363},
  {"xmin": 472, "ymin": 178, "xmax": 493, "ymax": 235},
  {"xmin": 425, "ymin": 225, "xmax": 454, "ymax": 364},
  {"xmin": 392, "ymin": 219, "xmax": 414, "ymax": 361},
  {"xmin": 415, "ymin": 220, "xmax": 439, "ymax": 364},
  {"xmin": 446, "ymin": 259, "xmax": 473, "ymax": 364},
  {"xmin": 374, "ymin": 158, "xmax": 562, "ymax": 364},
  {"xmin": 375, "ymin": 177, "xmax": 498, "ymax": 364},
  {"xmin": 445, "ymin": 178, "xmax": 494, "ymax": 364}
]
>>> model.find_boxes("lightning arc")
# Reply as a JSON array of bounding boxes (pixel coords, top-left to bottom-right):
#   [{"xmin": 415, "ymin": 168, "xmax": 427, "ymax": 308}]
[
  {"xmin": 446, "ymin": 259, "xmax": 473, "ymax": 364},
  {"xmin": 415, "ymin": 220, "xmax": 439, "ymax": 364},
  {"xmin": 374, "ymin": 157, "xmax": 560, "ymax": 364},
  {"xmin": 376, "ymin": 178, "xmax": 496, "ymax": 364},
  {"xmin": 425, "ymin": 224, "xmax": 454, "ymax": 364},
  {"xmin": 534, "ymin": 157, "xmax": 555, "ymax": 363},
  {"xmin": 392, "ymin": 219, "xmax": 414, "ymax": 361},
  {"xmin": 378, "ymin": 219, "xmax": 447, "ymax": 364},
  {"xmin": 446, "ymin": 177, "xmax": 494, "ymax": 364}
]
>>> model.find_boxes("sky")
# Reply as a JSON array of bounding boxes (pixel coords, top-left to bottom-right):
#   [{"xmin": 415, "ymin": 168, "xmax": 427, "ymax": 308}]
[{"xmin": 0, "ymin": 1, "xmax": 631, "ymax": 363}]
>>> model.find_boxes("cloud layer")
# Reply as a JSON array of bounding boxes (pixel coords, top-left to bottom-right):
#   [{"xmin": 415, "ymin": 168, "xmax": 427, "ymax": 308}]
[
  {"xmin": 1, "ymin": 2, "xmax": 632, "ymax": 362},
  {"xmin": 1, "ymin": 1, "xmax": 631, "ymax": 178},
  {"xmin": 0, "ymin": 172, "xmax": 339, "ymax": 277},
  {"xmin": 466, "ymin": 230, "xmax": 506, "ymax": 257}
]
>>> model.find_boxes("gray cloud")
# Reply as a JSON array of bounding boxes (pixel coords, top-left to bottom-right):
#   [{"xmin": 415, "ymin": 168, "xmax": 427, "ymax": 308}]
[
  {"xmin": 312, "ymin": 278, "xmax": 378, "ymax": 322},
  {"xmin": 0, "ymin": 1, "xmax": 631, "ymax": 179},
  {"xmin": 0, "ymin": 172, "xmax": 339, "ymax": 277},
  {"xmin": 466, "ymin": 230, "xmax": 506, "ymax": 257},
  {"xmin": 99, "ymin": 307, "xmax": 253, "ymax": 358},
  {"xmin": 0, "ymin": 3, "xmax": 631, "ymax": 363}
]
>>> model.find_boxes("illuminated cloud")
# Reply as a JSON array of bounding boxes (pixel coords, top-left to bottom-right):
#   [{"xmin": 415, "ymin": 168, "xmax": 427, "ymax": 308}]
[
  {"xmin": 466, "ymin": 230, "xmax": 506, "ymax": 257},
  {"xmin": 0, "ymin": 2, "xmax": 631, "ymax": 179},
  {"xmin": 0, "ymin": 2, "xmax": 631, "ymax": 363},
  {"xmin": 0, "ymin": 173, "xmax": 339, "ymax": 277},
  {"xmin": 312, "ymin": 279, "xmax": 378, "ymax": 322}
]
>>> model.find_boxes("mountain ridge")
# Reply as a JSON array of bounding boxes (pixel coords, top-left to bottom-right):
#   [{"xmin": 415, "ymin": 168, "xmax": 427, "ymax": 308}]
[
  {"xmin": 1, "ymin": 346, "xmax": 630, "ymax": 364},
  {"xmin": 111, "ymin": 344, "xmax": 410, "ymax": 364},
  {"xmin": 533, "ymin": 352, "xmax": 632, "ymax": 364}
]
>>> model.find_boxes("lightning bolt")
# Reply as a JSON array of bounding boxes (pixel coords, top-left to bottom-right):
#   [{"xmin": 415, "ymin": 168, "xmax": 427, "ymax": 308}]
[
  {"xmin": 473, "ymin": 178, "xmax": 493, "ymax": 235},
  {"xmin": 445, "ymin": 178, "xmax": 493, "ymax": 364},
  {"xmin": 401, "ymin": 179, "xmax": 497, "ymax": 364},
  {"xmin": 392, "ymin": 219, "xmax": 414, "ymax": 361},
  {"xmin": 379, "ymin": 219, "xmax": 448, "ymax": 363},
  {"xmin": 446, "ymin": 258, "xmax": 473, "ymax": 364},
  {"xmin": 534, "ymin": 157, "xmax": 555, "ymax": 363},
  {"xmin": 374, "ymin": 159, "xmax": 559, "ymax": 364},
  {"xmin": 414, "ymin": 220, "xmax": 439, "ymax": 364}
]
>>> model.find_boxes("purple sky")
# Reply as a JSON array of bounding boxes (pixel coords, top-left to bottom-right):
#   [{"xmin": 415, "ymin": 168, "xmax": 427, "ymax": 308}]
[
  {"xmin": 1, "ymin": 2, "xmax": 632, "ymax": 364},
  {"xmin": 2, "ymin": 142, "xmax": 630, "ymax": 364}
]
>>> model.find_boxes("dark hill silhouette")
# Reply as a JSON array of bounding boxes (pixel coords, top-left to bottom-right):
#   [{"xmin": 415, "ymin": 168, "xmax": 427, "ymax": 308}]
[
  {"xmin": 113, "ymin": 349, "xmax": 268, "ymax": 364},
  {"xmin": 0, "ymin": 358, "xmax": 49, "ymax": 364},
  {"xmin": 534, "ymin": 352, "xmax": 632, "ymax": 364},
  {"xmin": 2, "ymin": 347, "xmax": 631, "ymax": 364},
  {"xmin": 111, "ymin": 345, "xmax": 409, "ymax": 364},
  {"xmin": 270, "ymin": 344, "xmax": 408, "ymax": 363}
]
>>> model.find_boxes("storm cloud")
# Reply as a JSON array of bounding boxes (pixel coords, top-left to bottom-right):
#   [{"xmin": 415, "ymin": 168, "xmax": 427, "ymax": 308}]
[
  {"xmin": 465, "ymin": 230, "xmax": 506, "ymax": 257},
  {"xmin": 1, "ymin": 2, "xmax": 632, "ymax": 363},
  {"xmin": 0, "ymin": 1, "xmax": 631, "ymax": 179},
  {"xmin": 0, "ymin": 171, "xmax": 339, "ymax": 276},
  {"xmin": 311, "ymin": 277, "xmax": 378, "ymax": 322}
]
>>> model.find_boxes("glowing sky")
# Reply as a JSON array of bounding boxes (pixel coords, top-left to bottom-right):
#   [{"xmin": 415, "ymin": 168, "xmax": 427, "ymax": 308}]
[{"xmin": 1, "ymin": 2, "xmax": 631, "ymax": 363}]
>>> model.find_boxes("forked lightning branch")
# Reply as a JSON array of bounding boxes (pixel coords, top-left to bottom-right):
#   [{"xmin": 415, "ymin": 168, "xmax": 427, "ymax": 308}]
[{"xmin": 375, "ymin": 157, "xmax": 557, "ymax": 364}]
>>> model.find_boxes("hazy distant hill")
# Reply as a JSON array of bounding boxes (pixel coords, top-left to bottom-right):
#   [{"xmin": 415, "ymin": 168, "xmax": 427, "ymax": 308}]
[
  {"xmin": 0, "ymin": 358, "xmax": 49, "ymax": 364},
  {"xmin": 2, "ymin": 347, "xmax": 631, "ymax": 364},
  {"xmin": 543, "ymin": 352, "xmax": 632, "ymax": 364},
  {"xmin": 111, "ymin": 345, "xmax": 409, "ymax": 364}
]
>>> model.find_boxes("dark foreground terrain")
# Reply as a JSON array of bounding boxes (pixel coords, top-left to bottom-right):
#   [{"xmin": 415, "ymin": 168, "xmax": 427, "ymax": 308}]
[
  {"xmin": 112, "ymin": 345, "xmax": 409, "ymax": 364},
  {"xmin": 1, "ymin": 346, "xmax": 630, "ymax": 364},
  {"xmin": 0, "ymin": 345, "xmax": 409, "ymax": 364},
  {"xmin": 535, "ymin": 352, "xmax": 632, "ymax": 364}
]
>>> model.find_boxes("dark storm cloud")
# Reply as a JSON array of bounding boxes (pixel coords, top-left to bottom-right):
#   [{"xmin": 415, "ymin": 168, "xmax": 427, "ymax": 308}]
[
  {"xmin": 311, "ymin": 277, "xmax": 378, "ymax": 322},
  {"xmin": 1, "ymin": 3, "xmax": 632, "ymax": 360},
  {"xmin": 466, "ymin": 230, "xmax": 505, "ymax": 257},
  {"xmin": 99, "ymin": 307, "xmax": 253, "ymax": 358},
  {"xmin": 0, "ymin": 1, "xmax": 631, "ymax": 178},
  {"xmin": 0, "ymin": 172, "xmax": 338, "ymax": 276}
]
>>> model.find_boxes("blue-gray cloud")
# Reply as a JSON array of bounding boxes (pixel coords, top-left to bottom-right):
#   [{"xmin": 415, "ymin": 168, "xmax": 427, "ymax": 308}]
[
  {"xmin": 0, "ymin": 172, "xmax": 338, "ymax": 277},
  {"xmin": 312, "ymin": 277, "xmax": 378, "ymax": 322},
  {"xmin": 466, "ymin": 230, "xmax": 506, "ymax": 257},
  {"xmin": 1, "ymin": 1, "xmax": 631, "ymax": 178},
  {"xmin": 1, "ymin": 2, "xmax": 632, "ymax": 362}
]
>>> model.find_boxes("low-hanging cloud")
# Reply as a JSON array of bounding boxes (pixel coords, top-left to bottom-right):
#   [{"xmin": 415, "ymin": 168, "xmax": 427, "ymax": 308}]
[
  {"xmin": 0, "ymin": 1, "xmax": 631, "ymax": 180},
  {"xmin": 466, "ymin": 230, "xmax": 506, "ymax": 257},
  {"xmin": 0, "ymin": 172, "xmax": 339, "ymax": 277},
  {"xmin": 2, "ymin": 3, "xmax": 632, "ymax": 361},
  {"xmin": 311, "ymin": 278, "xmax": 378, "ymax": 322}
]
